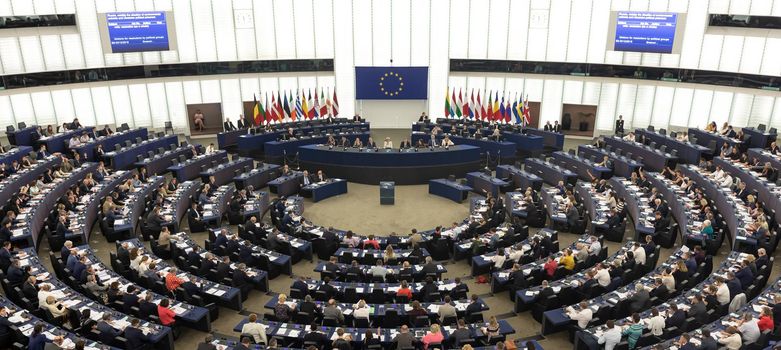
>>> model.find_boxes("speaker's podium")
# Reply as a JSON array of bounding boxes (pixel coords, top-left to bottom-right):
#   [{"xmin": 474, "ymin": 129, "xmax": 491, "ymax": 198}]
[{"xmin": 380, "ymin": 181, "xmax": 395, "ymax": 205}]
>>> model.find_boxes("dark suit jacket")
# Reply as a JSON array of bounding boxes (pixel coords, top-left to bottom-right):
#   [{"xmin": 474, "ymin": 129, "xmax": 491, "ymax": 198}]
[
  {"xmin": 224, "ymin": 121, "xmax": 236, "ymax": 131},
  {"xmin": 124, "ymin": 326, "xmax": 151, "ymax": 349},
  {"xmin": 628, "ymin": 289, "xmax": 650, "ymax": 312}
]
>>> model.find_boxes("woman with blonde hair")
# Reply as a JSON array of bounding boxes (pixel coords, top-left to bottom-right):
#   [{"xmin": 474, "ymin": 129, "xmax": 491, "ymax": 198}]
[
  {"xmin": 481, "ymin": 316, "xmax": 501, "ymax": 343},
  {"xmin": 383, "ymin": 245, "xmax": 396, "ymax": 264},
  {"xmin": 275, "ymin": 293, "xmax": 296, "ymax": 322},
  {"xmin": 422, "ymin": 324, "xmax": 444, "ymax": 349}
]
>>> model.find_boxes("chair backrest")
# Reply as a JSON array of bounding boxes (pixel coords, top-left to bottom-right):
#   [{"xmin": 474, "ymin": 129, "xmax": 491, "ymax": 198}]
[{"xmin": 770, "ymin": 127, "xmax": 777, "ymax": 135}]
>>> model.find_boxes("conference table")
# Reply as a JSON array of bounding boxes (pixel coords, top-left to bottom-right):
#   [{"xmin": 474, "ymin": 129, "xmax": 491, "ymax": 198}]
[
  {"xmin": 70, "ymin": 127, "xmax": 147, "ymax": 161},
  {"xmin": 428, "ymin": 178, "xmax": 473, "ymax": 203},
  {"xmin": 715, "ymin": 156, "xmax": 781, "ymax": 225},
  {"xmin": 577, "ymin": 145, "xmax": 642, "ymax": 178},
  {"xmin": 134, "ymin": 144, "xmax": 202, "ymax": 175},
  {"xmin": 410, "ymin": 132, "xmax": 517, "ymax": 162},
  {"xmin": 742, "ymin": 126, "xmax": 777, "ymax": 148},
  {"xmin": 0, "ymin": 155, "xmax": 60, "ymax": 219},
  {"xmin": 264, "ymin": 131, "xmax": 371, "ymax": 164},
  {"xmin": 314, "ymin": 260, "xmax": 447, "ymax": 281},
  {"xmin": 575, "ymin": 183, "xmax": 611, "ymax": 234},
  {"xmin": 112, "ymin": 176, "xmax": 167, "ymax": 237},
  {"xmin": 501, "ymin": 131, "xmax": 545, "ymax": 156},
  {"xmin": 200, "ymin": 157, "xmax": 254, "ymax": 186},
  {"xmin": 232, "ymin": 319, "xmax": 515, "ymax": 346},
  {"xmin": 102, "ymin": 134, "xmax": 178, "ymax": 170},
  {"xmin": 74, "ymin": 170, "xmax": 135, "ymax": 240},
  {"xmin": 465, "ymin": 172, "xmax": 510, "ymax": 198},
  {"xmin": 5, "ymin": 124, "xmax": 38, "ymax": 146},
  {"xmin": 0, "ymin": 145, "xmax": 32, "ymax": 166},
  {"xmin": 216, "ymin": 128, "xmax": 247, "ymax": 150},
  {"xmin": 208, "ymin": 228, "xmax": 294, "ymax": 276},
  {"xmin": 688, "ymin": 127, "xmax": 743, "ymax": 151},
  {"xmin": 603, "ymin": 136, "xmax": 676, "ymax": 172},
  {"xmin": 574, "ymin": 250, "xmax": 752, "ymax": 350},
  {"xmin": 525, "ymin": 128, "xmax": 564, "ymax": 151},
  {"xmin": 80, "ymin": 245, "xmax": 212, "ymax": 331},
  {"xmin": 167, "ymin": 151, "xmax": 229, "ymax": 182},
  {"xmin": 171, "ymin": 232, "xmax": 269, "ymax": 292},
  {"xmin": 495, "ymin": 164, "xmax": 543, "ymax": 191},
  {"xmin": 268, "ymin": 172, "xmax": 305, "ymax": 196},
  {"xmin": 524, "ymin": 158, "xmax": 578, "ymax": 187},
  {"xmin": 200, "ymin": 184, "xmax": 234, "ymax": 227},
  {"xmin": 748, "ymin": 148, "xmax": 781, "ymax": 171},
  {"xmin": 36, "ymin": 127, "xmax": 94, "ymax": 153},
  {"xmin": 233, "ymin": 163, "xmax": 281, "ymax": 190},
  {"xmin": 120, "ymin": 238, "xmax": 244, "ymax": 310},
  {"xmin": 298, "ymin": 145, "xmax": 482, "ymax": 185},
  {"xmin": 469, "ymin": 227, "xmax": 554, "ymax": 277},
  {"xmin": 236, "ymin": 121, "xmax": 370, "ymax": 156},
  {"xmin": 21, "ymin": 249, "xmax": 175, "ymax": 349},
  {"xmin": 542, "ymin": 246, "xmax": 690, "ymax": 336},
  {"xmin": 300, "ymin": 178, "xmax": 348, "ymax": 202},
  {"xmin": 679, "ymin": 164, "xmax": 754, "ymax": 250},
  {"xmin": 551, "ymin": 151, "xmax": 613, "ymax": 180},
  {"xmin": 608, "ymin": 177, "xmax": 656, "ymax": 238},
  {"xmin": 236, "ymin": 191, "xmax": 271, "ymax": 222},
  {"xmin": 635, "ymin": 128, "xmax": 709, "ymax": 164},
  {"xmin": 486, "ymin": 229, "xmax": 562, "ymax": 293}
]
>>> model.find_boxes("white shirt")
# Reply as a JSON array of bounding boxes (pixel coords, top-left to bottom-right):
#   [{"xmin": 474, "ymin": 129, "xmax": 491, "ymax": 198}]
[
  {"xmin": 490, "ymin": 254, "xmax": 506, "ymax": 269},
  {"xmin": 716, "ymin": 283, "xmax": 730, "ymax": 305},
  {"xmin": 241, "ymin": 322, "xmax": 268, "ymax": 344},
  {"xmin": 645, "ymin": 315, "xmax": 665, "ymax": 336},
  {"xmin": 661, "ymin": 275, "xmax": 675, "ymax": 291},
  {"xmin": 566, "ymin": 307, "xmax": 593, "ymax": 328},
  {"xmin": 589, "ymin": 241, "xmax": 601, "ymax": 256},
  {"xmin": 597, "ymin": 326, "xmax": 622, "ymax": 350},
  {"xmin": 738, "ymin": 319, "xmax": 760, "ymax": 344},
  {"xmin": 206, "ymin": 145, "xmax": 216, "ymax": 154},
  {"xmin": 38, "ymin": 289, "xmax": 53, "ymax": 307},
  {"xmin": 383, "ymin": 141, "xmax": 393, "ymax": 148},
  {"xmin": 719, "ymin": 333, "xmax": 742, "ymax": 350},
  {"xmin": 353, "ymin": 305, "xmax": 370, "ymax": 319},
  {"xmin": 595, "ymin": 268, "xmax": 611, "ymax": 287},
  {"xmin": 633, "ymin": 246, "xmax": 646, "ymax": 265},
  {"xmin": 130, "ymin": 256, "xmax": 143, "ymax": 271},
  {"xmin": 508, "ymin": 249, "xmax": 523, "ymax": 262},
  {"xmin": 721, "ymin": 175, "xmax": 733, "ymax": 188}
]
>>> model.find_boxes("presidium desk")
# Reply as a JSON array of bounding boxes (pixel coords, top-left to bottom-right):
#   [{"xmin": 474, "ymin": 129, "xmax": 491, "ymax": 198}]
[{"xmin": 298, "ymin": 145, "xmax": 482, "ymax": 185}]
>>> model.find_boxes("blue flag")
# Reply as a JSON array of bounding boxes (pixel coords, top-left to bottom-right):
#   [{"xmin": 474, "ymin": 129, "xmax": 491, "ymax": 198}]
[{"xmin": 355, "ymin": 67, "xmax": 429, "ymax": 100}]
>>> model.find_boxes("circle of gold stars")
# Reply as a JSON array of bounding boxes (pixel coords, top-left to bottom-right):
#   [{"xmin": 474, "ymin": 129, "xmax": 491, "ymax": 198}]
[{"xmin": 379, "ymin": 71, "xmax": 404, "ymax": 96}]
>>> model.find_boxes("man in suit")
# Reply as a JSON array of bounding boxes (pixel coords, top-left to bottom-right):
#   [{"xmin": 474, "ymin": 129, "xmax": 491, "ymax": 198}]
[
  {"xmin": 146, "ymin": 207, "xmax": 165, "ymax": 234},
  {"xmin": 615, "ymin": 115, "xmax": 624, "ymax": 135},
  {"xmin": 566, "ymin": 203, "xmax": 580, "ymax": 229},
  {"xmin": 0, "ymin": 241, "xmax": 14, "ymax": 272},
  {"xmin": 421, "ymin": 256, "xmax": 438, "ymax": 275},
  {"xmin": 216, "ymin": 256, "xmax": 232, "ymax": 281},
  {"xmin": 352, "ymin": 114, "xmax": 362, "ymax": 122},
  {"xmin": 291, "ymin": 276, "xmax": 309, "ymax": 294},
  {"xmin": 735, "ymin": 259, "xmax": 754, "ymax": 288},
  {"xmin": 687, "ymin": 295, "xmax": 708, "ymax": 324},
  {"xmin": 649, "ymin": 277, "xmax": 669, "ymax": 300},
  {"xmin": 465, "ymin": 294, "xmax": 482, "ymax": 317},
  {"xmin": 304, "ymin": 323, "xmax": 329, "ymax": 349},
  {"xmin": 399, "ymin": 138, "xmax": 412, "ymax": 149},
  {"xmin": 37, "ymin": 145, "xmax": 50, "ymax": 160},
  {"xmin": 124, "ymin": 318, "xmax": 151, "ymax": 349},
  {"xmin": 628, "ymin": 283, "xmax": 650, "ymax": 313},
  {"xmin": 97, "ymin": 313, "xmax": 123, "ymax": 344},
  {"xmin": 319, "ymin": 277, "xmax": 337, "ymax": 300},
  {"xmin": 72, "ymin": 255, "xmax": 88, "ymax": 279},
  {"xmin": 223, "ymin": 118, "xmax": 237, "ymax": 131},
  {"xmin": 121, "ymin": 285, "xmax": 140, "ymax": 313},
  {"xmin": 116, "ymin": 242, "xmax": 130, "ymax": 266},
  {"xmin": 314, "ymin": 170, "xmax": 327, "ymax": 182},
  {"xmin": 665, "ymin": 304, "xmax": 686, "ymax": 329},
  {"xmin": 237, "ymin": 115, "xmax": 246, "ymax": 129},
  {"xmin": 438, "ymin": 295, "xmax": 457, "ymax": 323},
  {"xmin": 322, "ymin": 299, "xmax": 344, "ymax": 325},
  {"xmin": 543, "ymin": 121, "xmax": 552, "ymax": 131},
  {"xmin": 22, "ymin": 275, "xmax": 38, "ymax": 303},
  {"xmin": 139, "ymin": 293, "xmax": 157, "ymax": 317},
  {"xmin": 675, "ymin": 334, "xmax": 698, "ymax": 350},
  {"xmin": 553, "ymin": 121, "xmax": 562, "ymax": 133},
  {"xmin": 605, "ymin": 208, "xmax": 623, "ymax": 237},
  {"xmin": 653, "ymin": 211, "xmax": 669, "ymax": 234}
]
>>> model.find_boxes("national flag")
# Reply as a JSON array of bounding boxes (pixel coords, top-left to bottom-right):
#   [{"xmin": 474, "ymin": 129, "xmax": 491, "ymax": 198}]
[
  {"xmin": 512, "ymin": 96, "xmax": 521, "ymax": 125},
  {"xmin": 264, "ymin": 93, "xmax": 272, "ymax": 124},
  {"xmin": 313, "ymin": 89, "xmax": 320, "ymax": 119},
  {"xmin": 274, "ymin": 92, "xmax": 283, "ymax": 122},
  {"xmin": 295, "ymin": 92, "xmax": 304, "ymax": 120},
  {"xmin": 282, "ymin": 91, "xmax": 291, "ymax": 121},
  {"xmin": 253, "ymin": 94, "xmax": 262, "ymax": 126},
  {"xmin": 485, "ymin": 91, "xmax": 493, "ymax": 120},
  {"xmin": 523, "ymin": 94, "xmax": 532, "ymax": 127},
  {"xmin": 468, "ymin": 89, "xmax": 475, "ymax": 119},
  {"xmin": 454, "ymin": 88, "xmax": 463, "ymax": 118},
  {"xmin": 332, "ymin": 89, "xmax": 339, "ymax": 117},
  {"xmin": 505, "ymin": 99, "xmax": 512, "ymax": 123},
  {"xmin": 475, "ymin": 91, "xmax": 483, "ymax": 121},
  {"xmin": 301, "ymin": 90, "xmax": 310, "ymax": 120},
  {"xmin": 444, "ymin": 87, "xmax": 451, "ymax": 118},
  {"xmin": 461, "ymin": 89, "xmax": 469, "ymax": 118},
  {"xmin": 499, "ymin": 95, "xmax": 506, "ymax": 123},
  {"xmin": 492, "ymin": 93, "xmax": 500, "ymax": 121},
  {"xmin": 319, "ymin": 89, "xmax": 328, "ymax": 117},
  {"xmin": 450, "ymin": 90, "xmax": 457, "ymax": 117}
]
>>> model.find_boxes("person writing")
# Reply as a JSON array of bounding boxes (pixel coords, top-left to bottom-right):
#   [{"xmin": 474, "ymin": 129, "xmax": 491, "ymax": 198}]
[{"xmin": 383, "ymin": 137, "xmax": 393, "ymax": 149}]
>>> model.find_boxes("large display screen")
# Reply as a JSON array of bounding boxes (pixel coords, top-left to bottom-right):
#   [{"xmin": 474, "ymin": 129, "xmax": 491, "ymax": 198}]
[
  {"xmin": 98, "ymin": 11, "xmax": 176, "ymax": 53},
  {"xmin": 607, "ymin": 11, "xmax": 684, "ymax": 54}
]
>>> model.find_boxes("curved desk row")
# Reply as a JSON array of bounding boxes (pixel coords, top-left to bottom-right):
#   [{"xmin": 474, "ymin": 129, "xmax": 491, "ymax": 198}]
[
  {"xmin": 102, "ymin": 135, "xmax": 178, "ymax": 170},
  {"xmin": 168, "ymin": 150, "xmax": 228, "ymax": 182},
  {"xmin": 236, "ymin": 122, "xmax": 370, "ymax": 156},
  {"xmin": 135, "ymin": 144, "xmax": 202, "ymax": 175},
  {"xmin": 0, "ymin": 145, "xmax": 32, "ymax": 166},
  {"xmin": 264, "ymin": 132, "xmax": 371, "ymax": 164},
  {"xmin": 715, "ymin": 156, "xmax": 781, "ymax": 226},
  {"xmin": 299, "ymin": 145, "xmax": 482, "ymax": 185},
  {"xmin": 37, "ymin": 126, "xmax": 94, "ymax": 153},
  {"xmin": 410, "ymin": 132, "xmax": 517, "ymax": 162},
  {"xmin": 577, "ymin": 145, "xmax": 642, "ymax": 178},
  {"xmin": 71, "ymin": 127, "xmax": 147, "ymax": 162},
  {"xmin": 218, "ymin": 118, "xmax": 356, "ymax": 149},
  {"xmin": 635, "ymin": 128, "xmax": 709, "ymax": 164}
]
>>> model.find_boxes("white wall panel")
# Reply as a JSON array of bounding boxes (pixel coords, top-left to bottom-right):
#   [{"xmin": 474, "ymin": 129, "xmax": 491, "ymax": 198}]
[
  {"xmin": 679, "ymin": 0, "xmax": 708, "ymax": 69},
  {"xmin": 0, "ymin": 38, "xmax": 23, "ymax": 73},
  {"xmin": 40, "ymin": 35, "xmax": 65, "ymax": 71},
  {"xmin": 760, "ymin": 38, "xmax": 781, "ymax": 77},
  {"xmin": 53, "ymin": 0, "xmax": 74, "ymax": 13},
  {"xmin": 71, "ymin": 88, "xmax": 96, "ymax": 126},
  {"xmin": 0, "ymin": 96, "xmax": 14, "ymax": 128},
  {"xmin": 164, "ymin": 82, "xmax": 187, "ymax": 131},
  {"xmin": 273, "ymin": 0, "xmax": 296, "ymax": 59},
  {"xmin": 739, "ymin": 37, "xmax": 764, "ymax": 74},
  {"xmin": 60, "ymin": 34, "xmax": 85, "ymax": 69},
  {"xmin": 545, "ymin": 0, "xmax": 569, "ymax": 62},
  {"xmin": 729, "ymin": 93, "xmax": 753, "ymax": 127},
  {"xmin": 689, "ymin": 89, "xmax": 714, "ymax": 128},
  {"xmin": 313, "ymin": 0, "xmax": 334, "ymax": 59},
  {"xmin": 566, "ymin": 0, "xmax": 591, "ymax": 62},
  {"xmin": 50, "ymin": 90, "xmax": 74, "ymax": 126},
  {"xmin": 728, "ymin": 0, "xmax": 750, "ymax": 14},
  {"xmin": 772, "ymin": 98, "xmax": 781, "ymax": 130},
  {"xmin": 372, "ymin": 0, "xmax": 392, "ymax": 65},
  {"xmin": 749, "ymin": 0, "xmax": 772, "ymax": 14},
  {"xmin": 710, "ymin": 91, "xmax": 733, "ymax": 127},
  {"xmin": 90, "ymin": 87, "xmax": 113, "ymax": 126},
  {"xmin": 708, "ymin": 0, "xmax": 729, "ymax": 13},
  {"xmin": 487, "ymin": 0, "xmax": 509, "ymax": 60},
  {"xmin": 409, "ymin": 0, "xmax": 430, "ymax": 66},
  {"xmin": 191, "ymin": 0, "xmax": 218, "ymax": 61},
  {"xmin": 333, "ymin": 0, "xmax": 354, "ymax": 117},
  {"xmin": 485, "ymin": 77, "xmax": 504, "ymax": 95},
  {"xmin": 11, "ymin": 0, "xmax": 33, "ymax": 14},
  {"xmin": 669, "ymin": 87, "xmax": 693, "ymax": 127},
  {"xmin": 9, "ymin": 94, "xmax": 33, "ymax": 127},
  {"xmin": 448, "ymin": 0, "xmax": 469, "ymax": 59},
  {"xmin": 540, "ymin": 80, "xmax": 563, "ymax": 124},
  {"xmin": 562, "ymin": 80, "xmax": 583, "ymax": 104},
  {"xmin": 467, "ymin": 0, "xmax": 489, "ymax": 59},
  {"xmin": 212, "ymin": 0, "xmax": 238, "ymax": 61},
  {"xmin": 616, "ymin": 84, "xmax": 637, "ymax": 128},
  {"xmin": 128, "ymin": 84, "xmax": 151, "ymax": 127},
  {"xmin": 19, "ymin": 37, "xmax": 44, "ymax": 73},
  {"xmin": 146, "ymin": 83, "xmax": 168, "ymax": 128},
  {"xmin": 582, "ymin": 82, "xmax": 601, "ymax": 105},
  {"xmin": 182, "ymin": 81, "xmax": 202, "ymax": 104},
  {"xmin": 75, "ymin": 0, "xmax": 103, "ymax": 68},
  {"xmin": 110, "ymin": 85, "xmax": 133, "ymax": 127},
  {"xmin": 352, "ymin": 0, "xmax": 373, "ymax": 65},
  {"xmin": 718, "ymin": 35, "xmax": 743, "ymax": 72},
  {"xmin": 596, "ymin": 83, "xmax": 618, "ymax": 130},
  {"xmin": 699, "ymin": 35, "xmax": 723, "ymax": 71},
  {"xmin": 506, "ymin": 0, "xmax": 530, "ymax": 60},
  {"xmin": 427, "ymin": 0, "xmax": 449, "ymax": 119},
  {"xmin": 220, "ymin": 79, "xmax": 242, "ymax": 124},
  {"xmin": 199, "ymin": 80, "xmax": 221, "ymax": 103},
  {"xmin": 30, "ymin": 92, "xmax": 54, "ymax": 126},
  {"xmin": 586, "ymin": 0, "xmax": 610, "ymax": 63},
  {"xmin": 524, "ymin": 79, "xmax": 543, "ymax": 102},
  {"xmin": 505, "ymin": 78, "xmax": 524, "ymax": 100},
  {"xmin": 632, "ymin": 85, "xmax": 655, "ymax": 128},
  {"xmin": 239, "ymin": 77, "xmax": 260, "ymax": 101},
  {"xmin": 293, "ymin": 0, "xmax": 315, "ymax": 58},
  {"xmin": 749, "ymin": 95, "xmax": 774, "ymax": 126},
  {"xmin": 33, "ymin": 0, "xmax": 56, "ymax": 14},
  {"xmin": 651, "ymin": 86, "xmax": 674, "ymax": 128},
  {"xmin": 391, "ymin": 0, "xmax": 411, "ymax": 65},
  {"xmin": 172, "ymin": 0, "xmax": 197, "ymax": 62},
  {"xmin": 254, "ymin": 0, "xmax": 277, "ymax": 59}
]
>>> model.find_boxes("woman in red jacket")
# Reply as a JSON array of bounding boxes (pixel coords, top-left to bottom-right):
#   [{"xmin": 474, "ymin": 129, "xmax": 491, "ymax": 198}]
[
  {"xmin": 758, "ymin": 306, "xmax": 774, "ymax": 332},
  {"xmin": 157, "ymin": 298, "xmax": 177, "ymax": 326}
]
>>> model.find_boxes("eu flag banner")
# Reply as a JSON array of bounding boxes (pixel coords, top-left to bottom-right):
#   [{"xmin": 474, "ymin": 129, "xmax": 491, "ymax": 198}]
[{"xmin": 355, "ymin": 66, "xmax": 429, "ymax": 100}]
